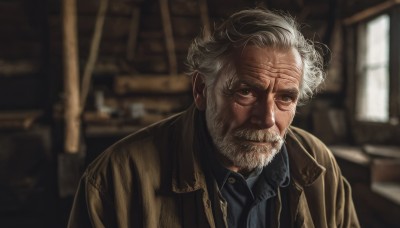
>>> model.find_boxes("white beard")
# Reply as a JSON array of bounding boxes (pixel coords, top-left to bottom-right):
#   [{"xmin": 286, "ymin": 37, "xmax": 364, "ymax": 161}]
[{"xmin": 205, "ymin": 99, "xmax": 284, "ymax": 171}]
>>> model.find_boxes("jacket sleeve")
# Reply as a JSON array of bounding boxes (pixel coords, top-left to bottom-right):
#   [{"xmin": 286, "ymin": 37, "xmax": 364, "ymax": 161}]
[{"xmin": 67, "ymin": 173, "xmax": 116, "ymax": 228}]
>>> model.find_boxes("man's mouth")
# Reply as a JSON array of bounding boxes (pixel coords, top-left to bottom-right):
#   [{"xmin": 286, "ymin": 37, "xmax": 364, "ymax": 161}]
[{"xmin": 237, "ymin": 137, "xmax": 277, "ymax": 145}]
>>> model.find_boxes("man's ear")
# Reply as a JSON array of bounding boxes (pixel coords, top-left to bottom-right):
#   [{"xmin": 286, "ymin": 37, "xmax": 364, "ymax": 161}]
[{"xmin": 192, "ymin": 73, "xmax": 207, "ymax": 111}]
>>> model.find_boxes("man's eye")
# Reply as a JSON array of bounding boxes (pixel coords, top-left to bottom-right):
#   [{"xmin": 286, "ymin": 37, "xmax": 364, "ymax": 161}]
[
  {"xmin": 237, "ymin": 88, "xmax": 252, "ymax": 96},
  {"xmin": 276, "ymin": 94, "xmax": 296, "ymax": 103},
  {"xmin": 234, "ymin": 88, "xmax": 257, "ymax": 106}
]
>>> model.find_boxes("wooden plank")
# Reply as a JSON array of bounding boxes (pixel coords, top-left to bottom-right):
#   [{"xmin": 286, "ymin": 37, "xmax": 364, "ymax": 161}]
[
  {"xmin": 390, "ymin": 8, "xmax": 400, "ymax": 120},
  {"xmin": 170, "ymin": 0, "xmax": 200, "ymax": 16},
  {"xmin": 77, "ymin": 0, "xmax": 134, "ymax": 16},
  {"xmin": 85, "ymin": 124, "xmax": 141, "ymax": 137},
  {"xmin": 62, "ymin": 0, "xmax": 81, "ymax": 154},
  {"xmin": 93, "ymin": 59, "xmax": 121, "ymax": 74},
  {"xmin": 91, "ymin": 53, "xmax": 188, "ymax": 75},
  {"xmin": 171, "ymin": 17, "xmax": 202, "ymax": 37},
  {"xmin": 133, "ymin": 56, "xmax": 169, "ymax": 73},
  {"xmin": 49, "ymin": 15, "xmax": 131, "ymax": 40},
  {"xmin": 0, "ymin": 42, "xmax": 42, "ymax": 59},
  {"xmin": 0, "ymin": 111, "xmax": 42, "ymax": 130},
  {"xmin": 104, "ymin": 96, "xmax": 191, "ymax": 113},
  {"xmin": 364, "ymin": 145, "xmax": 400, "ymax": 159},
  {"xmin": 159, "ymin": 0, "xmax": 177, "ymax": 75},
  {"xmin": 372, "ymin": 182, "xmax": 400, "ymax": 206},
  {"xmin": 92, "ymin": 56, "xmax": 167, "ymax": 74},
  {"xmin": 330, "ymin": 145, "xmax": 371, "ymax": 166},
  {"xmin": 343, "ymin": 0, "xmax": 400, "ymax": 25},
  {"xmin": 51, "ymin": 39, "xmax": 126, "ymax": 56},
  {"xmin": 114, "ymin": 74, "xmax": 191, "ymax": 94},
  {"xmin": 137, "ymin": 38, "xmax": 191, "ymax": 54},
  {"xmin": 81, "ymin": 0, "xmax": 109, "ymax": 111},
  {"xmin": 83, "ymin": 111, "xmax": 111, "ymax": 123},
  {"xmin": 0, "ymin": 60, "xmax": 39, "ymax": 76},
  {"xmin": 198, "ymin": 0, "xmax": 210, "ymax": 38},
  {"xmin": 126, "ymin": 6, "xmax": 141, "ymax": 61},
  {"xmin": 140, "ymin": 30, "xmax": 164, "ymax": 39},
  {"xmin": 372, "ymin": 159, "xmax": 400, "ymax": 182},
  {"xmin": 353, "ymin": 183, "xmax": 400, "ymax": 227}
]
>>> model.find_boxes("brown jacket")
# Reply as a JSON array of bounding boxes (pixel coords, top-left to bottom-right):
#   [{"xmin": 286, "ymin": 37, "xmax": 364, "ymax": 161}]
[{"xmin": 68, "ymin": 105, "xmax": 360, "ymax": 228}]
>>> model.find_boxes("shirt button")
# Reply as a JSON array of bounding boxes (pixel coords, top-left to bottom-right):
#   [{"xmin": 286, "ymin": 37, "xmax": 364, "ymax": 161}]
[{"xmin": 227, "ymin": 177, "xmax": 236, "ymax": 184}]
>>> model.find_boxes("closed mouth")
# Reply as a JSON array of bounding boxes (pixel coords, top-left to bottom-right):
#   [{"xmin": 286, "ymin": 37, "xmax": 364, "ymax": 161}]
[{"xmin": 237, "ymin": 137, "xmax": 276, "ymax": 144}]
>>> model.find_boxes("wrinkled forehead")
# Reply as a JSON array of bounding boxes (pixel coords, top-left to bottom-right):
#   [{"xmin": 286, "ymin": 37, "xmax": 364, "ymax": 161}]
[{"xmin": 231, "ymin": 46, "xmax": 303, "ymax": 83}]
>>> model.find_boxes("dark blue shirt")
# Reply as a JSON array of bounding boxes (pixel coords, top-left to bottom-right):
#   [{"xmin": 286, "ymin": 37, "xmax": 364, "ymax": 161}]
[{"xmin": 209, "ymin": 144, "xmax": 290, "ymax": 228}]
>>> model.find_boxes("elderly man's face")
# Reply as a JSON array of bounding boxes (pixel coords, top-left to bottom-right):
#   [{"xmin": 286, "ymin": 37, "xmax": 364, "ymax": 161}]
[{"xmin": 194, "ymin": 46, "xmax": 303, "ymax": 173}]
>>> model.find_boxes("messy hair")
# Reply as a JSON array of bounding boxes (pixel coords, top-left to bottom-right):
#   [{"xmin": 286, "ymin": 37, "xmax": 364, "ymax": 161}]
[{"xmin": 186, "ymin": 8, "xmax": 326, "ymax": 104}]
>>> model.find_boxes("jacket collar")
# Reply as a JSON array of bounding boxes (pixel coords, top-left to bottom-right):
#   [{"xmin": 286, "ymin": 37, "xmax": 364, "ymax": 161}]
[
  {"xmin": 171, "ymin": 105, "xmax": 325, "ymax": 193},
  {"xmin": 171, "ymin": 104, "xmax": 208, "ymax": 193},
  {"xmin": 285, "ymin": 127, "xmax": 326, "ymax": 188}
]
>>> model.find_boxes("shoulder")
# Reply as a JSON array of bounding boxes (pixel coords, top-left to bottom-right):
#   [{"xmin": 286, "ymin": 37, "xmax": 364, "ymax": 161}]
[{"xmin": 83, "ymin": 113, "xmax": 183, "ymax": 192}]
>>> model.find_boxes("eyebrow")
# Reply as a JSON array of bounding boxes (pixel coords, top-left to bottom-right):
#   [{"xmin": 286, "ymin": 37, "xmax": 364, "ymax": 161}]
[
  {"xmin": 277, "ymin": 88, "xmax": 300, "ymax": 96},
  {"xmin": 234, "ymin": 79, "xmax": 266, "ymax": 90}
]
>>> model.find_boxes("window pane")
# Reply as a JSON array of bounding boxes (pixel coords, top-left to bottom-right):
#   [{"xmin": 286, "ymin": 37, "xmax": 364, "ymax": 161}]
[
  {"xmin": 356, "ymin": 14, "xmax": 390, "ymax": 122},
  {"xmin": 357, "ymin": 67, "xmax": 389, "ymax": 121},
  {"xmin": 366, "ymin": 15, "xmax": 389, "ymax": 65}
]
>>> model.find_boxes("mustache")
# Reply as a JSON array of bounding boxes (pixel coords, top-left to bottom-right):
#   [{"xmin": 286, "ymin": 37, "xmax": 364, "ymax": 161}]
[{"xmin": 233, "ymin": 129, "xmax": 283, "ymax": 143}]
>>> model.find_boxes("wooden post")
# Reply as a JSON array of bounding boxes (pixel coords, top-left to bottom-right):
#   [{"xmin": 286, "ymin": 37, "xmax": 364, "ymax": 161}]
[
  {"xmin": 343, "ymin": 0, "xmax": 400, "ymax": 25},
  {"xmin": 80, "ymin": 0, "xmax": 109, "ymax": 111},
  {"xmin": 159, "ymin": 0, "xmax": 177, "ymax": 75},
  {"xmin": 62, "ymin": 0, "xmax": 80, "ymax": 154},
  {"xmin": 198, "ymin": 0, "xmax": 210, "ymax": 38},
  {"xmin": 126, "ymin": 6, "xmax": 141, "ymax": 62}
]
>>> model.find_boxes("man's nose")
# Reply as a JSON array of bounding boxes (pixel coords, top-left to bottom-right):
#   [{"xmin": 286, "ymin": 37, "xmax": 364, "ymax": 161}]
[{"xmin": 251, "ymin": 95, "xmax": 275, "ymax": 128}]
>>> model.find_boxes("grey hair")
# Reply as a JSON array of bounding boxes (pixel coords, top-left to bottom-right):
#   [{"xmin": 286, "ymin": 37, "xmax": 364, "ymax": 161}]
[{"xmin": 186, "ymin": 8, "xmax": 326, "ymax": 104}]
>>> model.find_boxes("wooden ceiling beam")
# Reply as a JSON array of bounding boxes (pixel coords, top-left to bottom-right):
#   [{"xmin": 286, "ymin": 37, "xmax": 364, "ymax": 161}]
[
  {"xmin": 126, "ymin": 6, "xmax": 141, "ymax": 61},
  {"xmin": 199, "ymin": 0, "xmax": 210, "ymax": 38},
  {"xmin": 159, "ymin": 0, "xmax": 177, "ymax": 75},
  {"xmin": 343, "ymin": 0, "xmax": 400, "ymax": 25}
]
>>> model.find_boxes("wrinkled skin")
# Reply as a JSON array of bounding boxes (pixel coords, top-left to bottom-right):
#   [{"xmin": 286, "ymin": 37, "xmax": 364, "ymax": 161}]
[{"xmin": 193, "ymin": 46, "xmax": 303, "ymax": 175}]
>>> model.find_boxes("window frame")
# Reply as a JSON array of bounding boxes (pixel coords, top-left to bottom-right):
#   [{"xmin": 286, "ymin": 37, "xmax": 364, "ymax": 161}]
[{"xmin": 345, "ymin": 6, "xmax": 400, "ymax": 144}]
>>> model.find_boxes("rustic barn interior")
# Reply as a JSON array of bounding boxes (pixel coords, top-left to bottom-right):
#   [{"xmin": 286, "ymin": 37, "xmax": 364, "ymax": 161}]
[{"xmin": 1, "ymin": 0, "xmax": 400, "ymax": 227}]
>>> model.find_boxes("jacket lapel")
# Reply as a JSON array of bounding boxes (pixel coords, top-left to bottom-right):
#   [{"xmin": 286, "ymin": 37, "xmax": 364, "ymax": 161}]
[
  {"xmin": 170, "ymin": 105, "xmax": 207, "ymax": 193},
  {"xmin": 285, "ymin": 127, "xmax": 326, "ymax": 227},
  {"xmin": 169, "ymin": 105, "xmax": 217, "ymax": 227}
]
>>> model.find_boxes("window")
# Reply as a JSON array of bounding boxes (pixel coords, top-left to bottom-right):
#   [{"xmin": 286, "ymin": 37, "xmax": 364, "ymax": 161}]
[
  {"xmin": 355, "ymin": 14, "xmax": 390, "ymax": 122},
  {"xmin": 345, "ymin": 5, "xmax": 400, "ymax": 143}
]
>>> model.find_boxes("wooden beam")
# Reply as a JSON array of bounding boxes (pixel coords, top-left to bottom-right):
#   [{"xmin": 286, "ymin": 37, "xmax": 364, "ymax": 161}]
[
  {"xmin": 198, "ymin": 0, "xmax": 210, "ymax": 38},
  {"xmin": 126, "ymin": 6, "xmax": 141, "ymax": 61},
  {"xmin": 0, "ymin": 111, "xmax": 42, "ymax": 130},
  {"xmin": 114, "ymin": 74, "xmax": 191, "ymax": 94},
  {"xmin": 62, "ymin": 0, "xmax": 80, "ymax": 154},
  {"xmin": 80, "ymin": 0, "xmax": 109, "ymax": 112},
  {"xmin": 159, "ymin": 0, "xmax": 177, "ymax": 75},
  {"xmin": 0, "ymin": 60, "xmax": 39, "ymax": 76},
  {"xmin": 343, "ymin": 0, "xmax": 400, "ymax": 25},
  {"xmin": 104, "ymin": 96, "xmax": 191, "ymax": 113}
]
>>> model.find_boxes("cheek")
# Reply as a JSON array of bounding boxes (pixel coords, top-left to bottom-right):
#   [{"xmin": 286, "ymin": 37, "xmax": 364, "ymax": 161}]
[
  {"xmin": 216, "ymin": 102, "xmax": 252, "ymax": 131},
  {"xmin": 275, "ymin": 108, "xmax": 296, "ymax": 135}
]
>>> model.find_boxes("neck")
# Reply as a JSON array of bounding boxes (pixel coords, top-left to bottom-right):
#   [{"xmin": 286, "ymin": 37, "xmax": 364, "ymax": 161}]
[{"xmin": 215, "ymin": 152, "xmax": 254, "ymax": 177}]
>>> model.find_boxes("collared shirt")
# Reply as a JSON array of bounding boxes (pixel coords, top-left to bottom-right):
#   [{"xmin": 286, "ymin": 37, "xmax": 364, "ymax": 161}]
[{"xmin": 197, "ymin": 112, "xmax": 290, "ymax": 227}]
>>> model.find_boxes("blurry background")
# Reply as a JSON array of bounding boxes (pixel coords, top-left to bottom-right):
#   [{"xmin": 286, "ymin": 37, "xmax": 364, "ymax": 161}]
[{"xmin": 0, "ymin": 0, "xmax": 399, "ymax": 227}]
